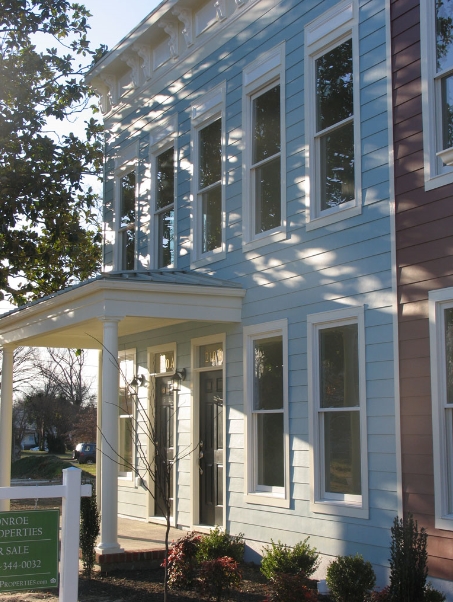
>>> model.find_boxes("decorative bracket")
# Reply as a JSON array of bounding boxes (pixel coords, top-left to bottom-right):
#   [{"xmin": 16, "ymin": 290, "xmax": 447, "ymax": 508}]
[
  {"xmin": 121, "ymin": 52, "xmax": 141, "ymax": 88},
  {"xmin": 159, "ymin": 19, "xmax": 179, "ymax": 59},
  {"xmin": 172, "ymin": 8, "xmax": 193, "ymax": 48},
  {"xmin": 133, "ymin": 43, "xmax": 152, "ymax": 80}
]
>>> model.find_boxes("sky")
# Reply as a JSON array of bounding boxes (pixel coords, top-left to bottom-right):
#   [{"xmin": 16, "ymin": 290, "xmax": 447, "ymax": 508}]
[
  {"xmin": 0, "ymin": 0, "xmax": 162, "ymax": 316},
  {"xmin": 83, "ymin": 0, "xmax": 161, "ymax": 50}
]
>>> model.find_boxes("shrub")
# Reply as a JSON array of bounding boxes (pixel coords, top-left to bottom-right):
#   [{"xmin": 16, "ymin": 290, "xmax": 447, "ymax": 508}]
[
  {"xmin": 424, "ymin": 583, "xmax": 446, "ymax": 602},
  {"xmin": 79, "ymin": 486, "xmax": 100, "ymax": 579},
  {"xmin": 197, "ymin": 556, "xmax": 242, "ymax": 602},
  {"xmin": 165, "ymin": 531, "xmax": 201, "ymax": 589},
  {"xmin": 264, "ymin": 573, "xmax": 318, "ymax": 602},
  {"xmin": 196, "ymin": 526, "xmax": 245, "ymax": 563},
  {"xmin": 326, "ymin": 554, "xmax": 376, "ymax": 602},
  {"xmin": 260, "ymin": 538, "xmax": 320, "ymax": 581},
  {"xmin": 389, "ymin": 514, "xmax": 427, "ymax": 602}
]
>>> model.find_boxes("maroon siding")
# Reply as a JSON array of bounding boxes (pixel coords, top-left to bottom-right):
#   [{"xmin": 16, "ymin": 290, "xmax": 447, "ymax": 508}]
[{"xmin": 391, "ymin": 0, "xmax": 453, "ymax": 579}]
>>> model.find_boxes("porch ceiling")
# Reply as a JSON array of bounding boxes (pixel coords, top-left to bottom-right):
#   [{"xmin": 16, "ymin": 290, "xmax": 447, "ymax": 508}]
[{"xmin": 0, "ymin": 271, "xmax": 245, "ymax": 350}]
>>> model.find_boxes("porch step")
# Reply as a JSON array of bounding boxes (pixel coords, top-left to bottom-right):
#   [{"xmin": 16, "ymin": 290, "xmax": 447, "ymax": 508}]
[{"xmin": 96, "ymin": 548, "xmax": 167, "ymax": 572}]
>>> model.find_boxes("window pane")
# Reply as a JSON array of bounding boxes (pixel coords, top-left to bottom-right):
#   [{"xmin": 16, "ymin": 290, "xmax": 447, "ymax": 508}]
[
  {"xmin": 120, "ymin": 170, "xmax": 135, "ymax": 227},
  {"xmin": 158, "ymin": 209, "xmax": 174, "ymax": 268},
  {"xmin": 254, "ymin": 156, "xmax": 281, "ymax": 233},
  {"xmin": 320, "ymin": 324, "xmax": 359, "ymax": 408},
  {"xmin": 445, "ymin": 308, "xmax": 453, "ymax": 403},
  {"xmin": 316, "ymin": 40, "xmax": 353, "ymax": 132},
  {"xmin": 324, "ymin": 410, "xmax": 361, "ymax": 495},
  {"xmin": 202, "ymin": 184, "xmax": 221, "ymax": 253},
  {"xmin": 121, "ymin": 228, "xmax": 135, "ymax": 270},
  {"xmin": 320, "ymin": 121, "xmax": 355, "ymax": 211},
  {"xmin": 199, "ymin": 119, "xmax": 221, "ymax": 189},
  {"xmin": 257, "ymin": 412, "xmax": 284, "ymax": 487},
  {"xmin": 252, "ymin": 85, "xmax": 281, "ymax": 164},
  {"xmin": 442, "ymin": 75, "xmax": 453, "ymax": 149},
  {"xmin": 253, "ymin": 336, "xmax": 283, "ymax": 410},
  {"xmin": 119, "ymin": 416, "xmax": 133, "ymax": 473},
  {"xmin": 437, "ymin": 0, "xmax": 453, "ymax": 72},
  {"xmin": 156, "ymin": 147, "xmax": 174, "ymax": 210}
]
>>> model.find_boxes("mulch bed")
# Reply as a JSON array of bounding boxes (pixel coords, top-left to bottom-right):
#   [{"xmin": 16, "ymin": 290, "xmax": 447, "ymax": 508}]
[{"xmin": 0, "ymin": 566, "xmax": 333, "ymax": 601}]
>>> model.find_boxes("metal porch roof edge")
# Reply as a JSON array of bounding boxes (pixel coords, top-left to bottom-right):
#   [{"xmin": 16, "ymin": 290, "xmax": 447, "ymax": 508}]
[{"xmin": 0, "ymin": 270, "xmax": 244, "ymax": 321}]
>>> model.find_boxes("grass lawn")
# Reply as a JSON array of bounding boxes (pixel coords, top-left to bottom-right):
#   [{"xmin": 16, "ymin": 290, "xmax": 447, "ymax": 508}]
[{"xmin": 13, "ymin": 451, "xmax": 95, "ymax": 479}]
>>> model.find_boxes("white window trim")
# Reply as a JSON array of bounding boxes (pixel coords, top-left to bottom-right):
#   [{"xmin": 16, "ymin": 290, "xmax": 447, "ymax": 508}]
[
  {"xmin": 118, "ymin": 348, "xmax": 136, "ymax": 482},
  {"xmin": 114, "ymin": 143, "xmax": 139, "ymax": 271},
  {"xmin": 150, "ymin": 116, "xmax": 178, "ymax": 269},
  {"xmin": 420, "ymin": 0, "xmax": 453, "ymax": 189},
  {"xmin": 190, "ymin": 333, "xmax": 226, "ymax": 529},
  {"xmin": 307, "ymin": 306, "xmax": 368, "ymax": 519},
  {"xmin": 304, "ymin": 0, "xmax": 361, "ymax": 230},
  {"xmin": 242, "ymin": 43, "xmax": 287, "ymax": 251},
  {"xmin": 243, "ymin": 320, "xmax": 290, "ymax": 508},
  {"xmin": 429, "ymin": 287, "xmax": 453, "ymax": 530},
  {"xmin": 146, "ymin": 342, "xmax": 177, "ymax": 525},
  {"xmin": 190, "ymin": 82, "xmax": 226, "ymax": 268}
]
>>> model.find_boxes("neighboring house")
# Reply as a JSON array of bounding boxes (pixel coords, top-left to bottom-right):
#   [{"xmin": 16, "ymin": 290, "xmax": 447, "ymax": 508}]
[
  {"xmin": 0, "ymin": 0, "xmax": 403, "ymax": 593},
  {"xmin": 391, "ymin": 0, "xmax": 453, "ymax": 592}
]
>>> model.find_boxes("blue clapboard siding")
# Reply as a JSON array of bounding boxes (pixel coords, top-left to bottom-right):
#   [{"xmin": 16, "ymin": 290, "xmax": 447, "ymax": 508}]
[{"xmin": 104, "ymin": 0, "xmax": 397, "ymax": 582}]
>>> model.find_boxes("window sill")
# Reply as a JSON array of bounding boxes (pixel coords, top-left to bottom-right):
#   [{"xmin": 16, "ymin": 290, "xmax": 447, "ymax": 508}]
[
  {"xmin": 435, "ymin": 515, "xmax": 453, "ymax": 531},
  {"xmin": 310, "ymin": 498, "xmax": 368, "ymax": 519},
  {"xmin": 242, "ymin": 228, "xmax": 287, "ymax": 253},
  {"xmin": 306, "ymin": 203, "xmax": 361, "ymax": 231},
  {"xmin": 190, "ymin": 249, "xmax": 226, "ymax": 269},
  {"xmin": 437, "ymin": 147, "xmax": 453, "ymax": 166},
  {"xmin": 245, "ymin": 492, "xmax": 290, "ymax": 508}
]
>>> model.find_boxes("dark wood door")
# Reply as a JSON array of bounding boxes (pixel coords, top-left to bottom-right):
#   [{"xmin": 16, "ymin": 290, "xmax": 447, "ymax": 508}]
[
  {"xmin": 154, "ymin": 376, "xmax": 174, "ymax": 517},
  {"xmin": 199, "ymin": 370, "xmax": 223, "ymax": 526}
]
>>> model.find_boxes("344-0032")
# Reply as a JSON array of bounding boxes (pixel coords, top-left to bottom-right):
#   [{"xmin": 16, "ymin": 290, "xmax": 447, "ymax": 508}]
[{"xmin": 2, "ymin": 560, "xmax": 42, "ymax": 571}]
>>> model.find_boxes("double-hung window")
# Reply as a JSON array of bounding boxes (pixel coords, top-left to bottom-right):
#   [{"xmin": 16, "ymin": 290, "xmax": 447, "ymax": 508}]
[
  {"xmin": 421, "ymin": 0, "xmax": 453, "ymax": 186},
  {"xmin": 191, "ymin": 83, "xmax": 225, "ymax": 266},
  {"xmin": 308, "ymin": 307, "xmax": 368, "ymax": 518},
  {"xmin": 119, "ymin": 170, "xmax": 136, "ymax": 270},
  {"xmin": 118, "ymin": 349, "xmax": 135, "ymax": 478},
  {"xmin": 244, "ymin": 320, "xmax": 289, "ymax": 507},
  {"xmin": 305, "ymin": 1, "xmax": 360, "ymax": 229},
  {"xmin": 243, "ymin": 43, "xmax": 286, "ymax": 249},
  {"xmin": 429, "ymin": 287, "xmax": 453, "ymax": 529},
  {"xmin": 155, "ymin": 146, "xmax": 175, "ymax": 268},
  {"xmin": 150, "ymin": 116, "xmax": 177, "ymax": 269}
]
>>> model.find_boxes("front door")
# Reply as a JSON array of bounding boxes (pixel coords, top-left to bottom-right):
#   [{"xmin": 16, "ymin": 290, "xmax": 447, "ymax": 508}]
[
  {"xmin": 154, "ymin": 375, "xmax": 174, "ymax": 517},
  {"xmin": 199, "ymin": 370, "xmax": 223, "ymax": 526}
]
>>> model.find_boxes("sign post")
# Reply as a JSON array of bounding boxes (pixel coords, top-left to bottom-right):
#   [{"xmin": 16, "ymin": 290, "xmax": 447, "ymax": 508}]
[{"xmin": 0, "ymin": 467, "xmax": 92, "ymax": 602}]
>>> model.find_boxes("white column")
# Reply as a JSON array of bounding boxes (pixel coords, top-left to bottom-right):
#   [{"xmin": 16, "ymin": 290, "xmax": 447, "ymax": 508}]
[
  {"xmin": 96, "ymin": 318, "xmax": 123, "ymax": 554},
  {"xmin": 96, "ymin": 349, "xmax": 102, "ymax": 510},
  {"xmin": 0, "ymin": 345, "xmax": 14, "ymax": 511}
]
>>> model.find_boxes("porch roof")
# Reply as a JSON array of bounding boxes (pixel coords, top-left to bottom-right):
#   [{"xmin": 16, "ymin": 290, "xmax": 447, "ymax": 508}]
[{"xmin": 0, "ymin": 271, "xmax": 245, "ymax": 350}]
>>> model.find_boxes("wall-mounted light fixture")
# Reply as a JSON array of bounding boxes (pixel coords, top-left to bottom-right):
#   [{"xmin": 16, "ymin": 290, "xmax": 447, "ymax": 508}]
[
  {"xmin": 170, "ymin": 368, "xmax": 186, "ymax": 392},
  {"xmin": 130, "ymin": 374, "xmax": 147, "ymax": 388}
]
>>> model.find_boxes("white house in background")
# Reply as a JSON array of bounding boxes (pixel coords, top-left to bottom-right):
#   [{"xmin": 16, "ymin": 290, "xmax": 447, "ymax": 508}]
[{"xmin": 0, "ymin": 0, "xmax": 401, "ymax": 590}]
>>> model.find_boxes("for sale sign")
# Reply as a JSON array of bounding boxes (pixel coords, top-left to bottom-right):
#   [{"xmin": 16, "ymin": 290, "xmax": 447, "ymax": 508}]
[{"xmin": 0, "ymin": 509, "xmax": 59, "ymax": 592}]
